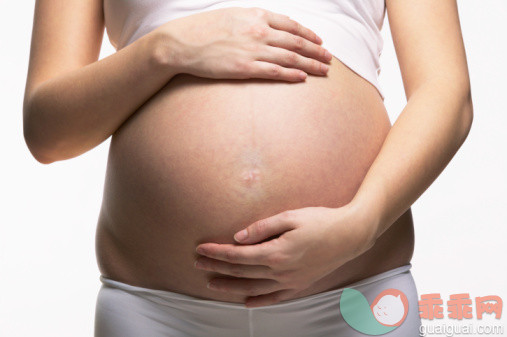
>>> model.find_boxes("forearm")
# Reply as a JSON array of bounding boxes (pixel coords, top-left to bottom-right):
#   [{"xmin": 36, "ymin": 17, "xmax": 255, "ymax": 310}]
[
  {"xmin": 349, "ymin": 81, "xmax": 473, "ymax": 246},
  {"xmin": 23, "ymin": 30, "xmax": 179, "ymax": 164}
]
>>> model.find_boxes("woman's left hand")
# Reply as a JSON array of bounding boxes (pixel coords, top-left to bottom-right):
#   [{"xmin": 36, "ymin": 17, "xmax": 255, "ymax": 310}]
[{"xmin": 194, "ymin": 203, "xmax": 379, "ymax": 307}]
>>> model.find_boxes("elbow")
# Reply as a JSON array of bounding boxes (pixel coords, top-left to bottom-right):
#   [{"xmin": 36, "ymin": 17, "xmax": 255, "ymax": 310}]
[
  {"xmin": 23, "ymin": 98, "xmax": 59, "ymax": 165},
  {"xmin": 26, "ymin": 146, "xmax": 58, "ymax": 165},
  {"xmin": 23, "ymin": 119, "xmax": 57, "ymax": 165},
  {"xmin": 459, "ymin": 86, "xmax": 474, "ymax": 142},
  {"xmin": 427, "ymin": 75, "xmax": 474, "ymax": 141}
]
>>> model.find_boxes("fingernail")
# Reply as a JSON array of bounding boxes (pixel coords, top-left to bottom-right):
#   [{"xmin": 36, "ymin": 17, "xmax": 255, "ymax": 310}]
[
  {"xmin": 321, "ymin": 63, "xmax": 329, "ymax": 73},
  {"xmin": 316, "ymin": 35, "xmax": 323, "ymax": 44},
  {"xmin": 234, "ymin": 229, "xmax": 248, "ymax": 242},
  {"xmin": 196, "ymin": 246, "xmax": 206, "ymax": 255},
  {"xmin": 207, "ymin": 281, "xmax": 217, "ymax": 290},
  {"xmin": 324, "ymin": 50, "xmax": 332, "ymax": 60},
  {"xmin": 194, "ymin": 260, "xmax": 204, "ymax": 268}
]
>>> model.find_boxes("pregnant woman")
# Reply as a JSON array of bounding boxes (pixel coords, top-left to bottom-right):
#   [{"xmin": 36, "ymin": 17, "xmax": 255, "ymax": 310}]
[{"xmin": 23, "ymin": 0, "xmax": 473, "ymax": 336}]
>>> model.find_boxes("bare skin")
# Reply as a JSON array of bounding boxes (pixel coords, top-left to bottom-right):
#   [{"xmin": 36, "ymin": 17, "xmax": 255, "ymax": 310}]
[
  {"xmin": 95, "ymin": 54, "xmax": 415, "ymax": 303},
  {"xmin": 182, "ymin": 0, "xmax": 473, "ymax": 307},
  {"xmin": 24, "ymin": 0, "xmax": 472, "ymax": 309},
  {"xmin": 23, "ymin": 6, "xmax": 331, "ymax": 163}
]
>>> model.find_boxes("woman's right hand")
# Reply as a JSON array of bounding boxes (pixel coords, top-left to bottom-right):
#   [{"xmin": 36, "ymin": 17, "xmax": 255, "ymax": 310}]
[{"xmin": 152, "ymin": 7, "xmax": 333, "ymax": 82}]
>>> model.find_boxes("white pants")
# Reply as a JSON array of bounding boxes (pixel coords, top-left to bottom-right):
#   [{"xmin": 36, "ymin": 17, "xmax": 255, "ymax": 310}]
[{"xmin": 94, "ymin": 263, "xmax": 421, "ymax": 337}]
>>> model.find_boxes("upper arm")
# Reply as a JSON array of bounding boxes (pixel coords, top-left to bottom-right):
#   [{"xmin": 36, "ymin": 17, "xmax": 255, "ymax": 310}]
[
  {"xmin": 385, "ymin": 0, "xmax": 471, "ymax": 99},
  {"xmin": 24, "ymin": 0, "xmax": 105, "ymax": 101}
]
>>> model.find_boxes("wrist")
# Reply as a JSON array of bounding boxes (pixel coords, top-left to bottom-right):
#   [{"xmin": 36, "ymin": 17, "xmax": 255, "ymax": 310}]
[
  {"xmin": 145, "ymin": 28, "xmax": 184, "ymax": 78},
  {"xmin": 346, "ymin": 196, "xmax": 384, "ymax": 253}
]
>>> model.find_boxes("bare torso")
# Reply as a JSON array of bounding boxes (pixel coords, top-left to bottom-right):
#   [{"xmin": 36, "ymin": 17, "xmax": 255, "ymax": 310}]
[{"xmin": 95, "ymin": 55, "xmax": 414, "ymax": 303}]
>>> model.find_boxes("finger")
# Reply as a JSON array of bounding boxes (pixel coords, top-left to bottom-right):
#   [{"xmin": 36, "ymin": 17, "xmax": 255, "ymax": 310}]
[
  {"xmin": 196, "ymin": 241, "xmax": 278, "ymax": 266},
  {"xmin": 194, "ymin": 256, "xmax": 272, "ymax": 279},
  {"xmin": 266, "ymin": 12, "xmax": 323, "ymax": 46},
  {"xmin": 245, "ymin": 288, "xmax": 299, "ymax": 308},
  {"xmin": 247, "ymin": 60, "xmax": 308, "ymax": 82},
  {"xmin": 207, "ymin": 277, "xmax": 281, "ymax": 297},
  {"xmin": 265, "ymin": 28, "xmax": 332, "ymax": 64},
  {"xmin": 234, "ymin": 210, "xmax": 296, "ymax": 244},
  {"xmin": 256, "ymin": 45, "xmax": 329, "ymax": 77}
]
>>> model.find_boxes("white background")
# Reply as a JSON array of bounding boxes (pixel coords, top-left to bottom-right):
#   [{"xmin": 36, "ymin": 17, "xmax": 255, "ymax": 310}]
[{"xmin": 1, "ymin": 1, "xmax": 505, "ymax": 336}]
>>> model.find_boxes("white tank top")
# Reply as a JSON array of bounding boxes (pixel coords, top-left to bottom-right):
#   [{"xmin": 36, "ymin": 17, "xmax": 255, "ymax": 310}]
[{"xmin": 103, "ymin": 0, "xmax": 387, "ymax": 100}]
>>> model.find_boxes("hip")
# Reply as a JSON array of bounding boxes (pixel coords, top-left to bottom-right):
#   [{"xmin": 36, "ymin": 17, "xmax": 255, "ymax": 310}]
[{"xmin": 94, "ymin": 263, "xmax": 422, "ymax": 337}]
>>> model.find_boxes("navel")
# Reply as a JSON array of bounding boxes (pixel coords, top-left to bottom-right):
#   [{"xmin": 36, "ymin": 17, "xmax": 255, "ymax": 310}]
[{"xmin": 241, "ymin": 168, "xmax": 261, "ymax": 186}]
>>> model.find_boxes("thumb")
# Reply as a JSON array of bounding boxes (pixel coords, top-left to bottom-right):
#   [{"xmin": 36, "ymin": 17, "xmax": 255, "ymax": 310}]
[{"xmin": 234, "ymin": 211, "xmax": 296, "ymax": 244}]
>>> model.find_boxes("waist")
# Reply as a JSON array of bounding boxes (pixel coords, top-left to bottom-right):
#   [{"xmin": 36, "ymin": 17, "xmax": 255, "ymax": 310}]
[
  {"xmin": 95, "ymin": 264, "xmax": 422, "ymax": 336},
  {"xmin": 98, "ymin": 263, "xmax": 414, "ymax": 309}
]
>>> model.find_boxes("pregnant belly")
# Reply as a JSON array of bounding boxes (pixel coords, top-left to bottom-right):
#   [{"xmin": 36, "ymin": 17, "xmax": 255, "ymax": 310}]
[{"xmin": 96, "ymin": 56, "xmax": 414, "ymax": 303}]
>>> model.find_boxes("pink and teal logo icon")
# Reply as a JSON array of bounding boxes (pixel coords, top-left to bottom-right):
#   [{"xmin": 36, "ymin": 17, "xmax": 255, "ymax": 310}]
[{"xmin": 340, "ymin": 288, "xmax": 409, "ymax": 335}]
